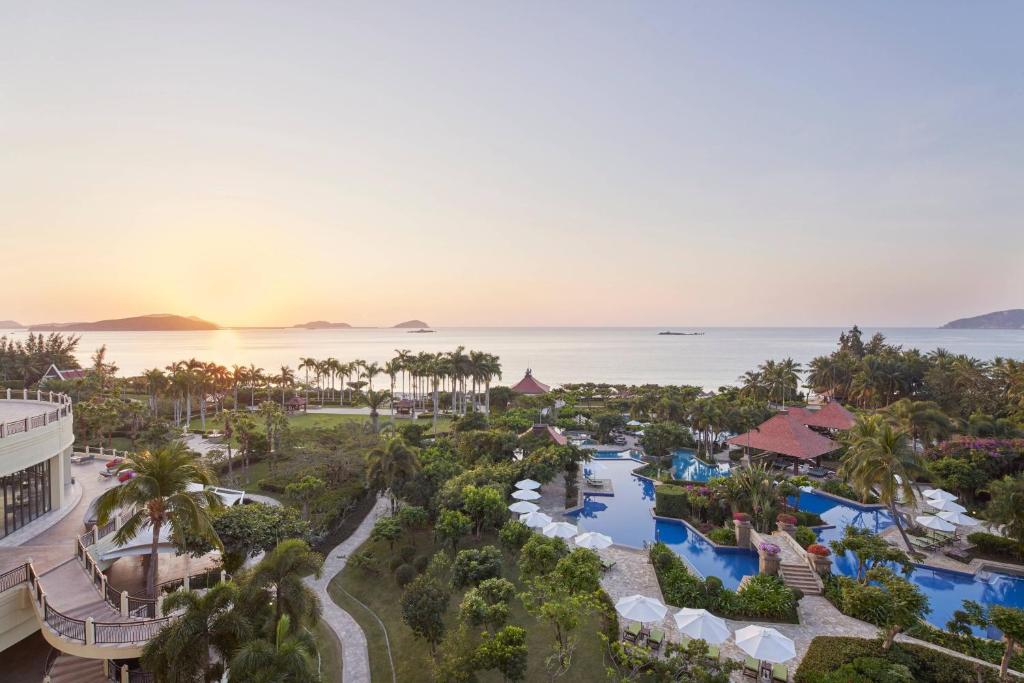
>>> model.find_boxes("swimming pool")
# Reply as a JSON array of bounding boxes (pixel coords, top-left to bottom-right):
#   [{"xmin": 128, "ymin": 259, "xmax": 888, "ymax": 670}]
[
  {"xmin": 671, "ymin": 448, "xmax": 731, "ymax": 482},
  {"xmin": 569, "ymin": 459, "xmax": 758, "ymax": 589},
  {"xmin": 590, "ymin": 448, "xmax": 634, "ymax": 459},
  {"xmin": 793, "ymin": 490, "xmax": 1024, "ymax": 636}
]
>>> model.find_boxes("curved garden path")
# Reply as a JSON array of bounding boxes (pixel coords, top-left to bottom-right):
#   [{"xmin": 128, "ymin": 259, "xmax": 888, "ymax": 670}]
[{"xmin": 306, "ymin": 494, "xmax": 390, "ymax": 683}]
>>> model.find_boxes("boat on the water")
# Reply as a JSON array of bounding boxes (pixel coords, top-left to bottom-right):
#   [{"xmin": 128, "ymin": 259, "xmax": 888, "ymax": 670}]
[
  {"xmin": 408, "ymin": 328, "xmax": 436, "ymax": 334},
  {"xmin": 658, "ymin": 331, "xmax": 704, "ymax": 336}
]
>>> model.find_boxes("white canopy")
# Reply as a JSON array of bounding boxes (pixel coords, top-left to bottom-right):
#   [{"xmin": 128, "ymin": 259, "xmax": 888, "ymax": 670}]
[
  {"xmin": 511, "ymin": 489, "xmax": 542, "ymax": 501},
  {"xmin": 937, "ymin": 510, "xmax": 979, "ymax": 527},
  {"xmin": 508, "ymin": 501, "xmax": 540, "ymax": 514},
  {"xmin": 923, "ymin": 488, "xmax": 957, "ymax": 502},
  {"xmin": 916, "ymin": 514, "xmax": 956, "ymax": 532},
  {"xmin": 673, "ymin": 608, "xmax": 730, "ymax": 645},
  {"xmin": 542, "ymin": 522, "xmax": 579, "ymax": 539},
  {"xmin": 614, "ymin": 595, "xmax": 668, "ymax": 624},
  {"xmin": 515, "ymin": 479, "xmax": 542, "ymax": 490},
  {"xmin": 927, "ymin": 498, "xmax": 966, "ymax": 514},
  {"xmin": 573, "ymin": 531, "xmax": 613, "ymax": 550},
  {"xmin": 734, "ymin": 626, "xmax": 796, "ymax": 663},
  {"xmin": 519, "ymin": 511, "xmax": 553, "ymax": 528},
  {"xmin": 627, "ymin": 420, "xmax": 643, "ymax": 427}
]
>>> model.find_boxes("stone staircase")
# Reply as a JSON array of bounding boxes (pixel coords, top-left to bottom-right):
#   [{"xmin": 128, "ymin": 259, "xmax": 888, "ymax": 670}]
[
  {"xmin": 46, "ymin": 654, "xmax": 105, "ymax": 683},
  {"xmin": 780, "ymin": 561, "xmax": 821, "ymax": 595}
]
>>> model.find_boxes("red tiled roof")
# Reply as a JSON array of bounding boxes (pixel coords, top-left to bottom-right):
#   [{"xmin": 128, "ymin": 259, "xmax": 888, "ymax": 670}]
[
  {"xmin": 519, "ymin": 424, "xmax": 567, "ymax": 446},
  {"xmin": 799, "ymin": 402, "xmax": 856, "ymax": 430},
  {"xmin": 59, "ymin": 369, "xmax": 88, "ymax": 379},
  {"xmin": 726, "ymin": 413, "xmax": 839, "ymax": 460},
  {"xmin": 510, "ymin": 369, "xmax": 550, "ymax": 394}
]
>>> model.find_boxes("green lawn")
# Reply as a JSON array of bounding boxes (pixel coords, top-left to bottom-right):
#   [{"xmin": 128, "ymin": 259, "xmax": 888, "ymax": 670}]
[
  {"xmin": 186, "ymin": 411, "xmax": 452, "ymax": 434},
  {"xmin": 328, "ymin": 530, "xmax": 610, "ymax": 683},
  {"xmin": 313, "ymin": 619, "xmax": 343, "ymax": 682}
]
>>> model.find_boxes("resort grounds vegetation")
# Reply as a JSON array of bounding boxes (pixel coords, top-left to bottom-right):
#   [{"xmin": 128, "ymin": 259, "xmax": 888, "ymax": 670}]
[
  {"xmin": 649, "ymin": 542, "xmax": 801, "ymax": 623},
  {"xmin": 794, "ymin": 636, "xmax": 998, "ymax": 683},
  {"xmin": 967, "ymin": 531, "xmax": 1023, "ymax": 561}
]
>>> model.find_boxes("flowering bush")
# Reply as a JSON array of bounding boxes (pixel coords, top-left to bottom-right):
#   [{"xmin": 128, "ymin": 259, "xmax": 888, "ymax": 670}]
[
  {"xmin": 807, "ymin": 543, "xmax": 831, "ymax": 557},
  {"xmin": 732, "ymin": 512, "xmax": 750, "ymax": 523},
  {"xmin": 777, "ymin": 513, "xmax": 798, "ymax": 525},
  {"xmin": 759, "ymin": 542, "xmax": 781, "ymax": 556}
]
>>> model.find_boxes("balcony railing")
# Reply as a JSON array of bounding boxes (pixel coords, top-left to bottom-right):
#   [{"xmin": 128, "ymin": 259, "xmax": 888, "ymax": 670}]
[{"xmin": 0, "ymin": 389, "xmax": 72, "ymax": 439}]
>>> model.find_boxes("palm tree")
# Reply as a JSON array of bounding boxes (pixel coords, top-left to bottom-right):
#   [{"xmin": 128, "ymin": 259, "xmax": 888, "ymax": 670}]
[
  {"xmin": 298, "ymin": 357, "xmax": 317, "ymax": 413},
  {"xmin": 363, "ymin": 389, "xmax": 391, "ymax": 433},
  {"xmin": 142, "ymin": 582, "xmax": 251, "ymax": 682},
  {"xmin": 361, "ymin": 361, "xmax": 382, "ymax": 392},
  {"xmin": 231, "ymin": 364, "xmax": 248, "ymax": 411},
  {"xmin": 95, "ymin": 444, "xmax": 222, "ymax": 598},
  {"xmin": 394, "ymin": 349, "xmax": 412, "ymax": 400},
  {"xmin": 228, "ymin": 614, "xmax": 318, "ymax": 683},
  {"xmin": 840, "ymin": 414, "xmax": 924, "ymax": 552},
  {"xmin": 249, "ymin": 538, "xmax": 323, "ymax": 627},
  {"xmin": 366, "ymin": 437, "xmax": 421, "ymax": 510},
  {"xmin": 248, "ymin": 364, "xmax": 264, "ymax": 408},
  {"xmin": 384, "ymin": 359, "xmax": 402, "ymax": 420},
  {"xmin": 277, "ymin": 365, "xmax": 294, "ymax": 408}
]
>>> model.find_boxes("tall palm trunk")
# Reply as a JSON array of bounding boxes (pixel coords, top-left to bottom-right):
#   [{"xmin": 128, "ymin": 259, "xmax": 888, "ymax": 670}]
[
  {"xmin": 148, "ymin": 520, "xmax": 162, "ymax": 598},
  {"xmin": 890, "ymin": 502, "xmax": 915, "ymax": 552}
]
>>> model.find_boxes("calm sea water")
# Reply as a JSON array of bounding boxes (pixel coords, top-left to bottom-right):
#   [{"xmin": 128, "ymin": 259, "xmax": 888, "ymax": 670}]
[{"xmin": 1, "ymin": 327, "xmax": 1021, "ymax": 390}]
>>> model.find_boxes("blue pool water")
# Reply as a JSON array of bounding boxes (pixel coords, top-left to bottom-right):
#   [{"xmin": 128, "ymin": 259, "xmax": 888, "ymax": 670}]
[
  {"xmin": 794, "ymin": 490, "xmax": 1024, "ymax": 636},
  {"xmin": 590, "ymin": 448, "xmax": 633, "ymax": 459},
  {"xmin": 570, "ymin": 459, "xmax": 758, "ymax": 589},
  {"xmin": 671, "ymin": 448, "xmax": 731, "ymax": 482}
]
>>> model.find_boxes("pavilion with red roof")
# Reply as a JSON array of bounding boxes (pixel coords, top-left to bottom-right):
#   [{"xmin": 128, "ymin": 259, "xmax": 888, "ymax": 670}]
[
  {"xmin": 726, "ymin": 413, "xmax": 839, "ymax": 472},
  {"xmin": 519, "ymin": 423, "xmax": 568, "ymax": 446},
  {"xmin": 510, "ymin": 369, "xmax": 550, "ymax": 395}
]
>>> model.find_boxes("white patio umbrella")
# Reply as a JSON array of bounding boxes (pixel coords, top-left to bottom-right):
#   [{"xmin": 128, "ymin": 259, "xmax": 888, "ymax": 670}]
[
  {"xmin": 627, "ymin": 420, "xmax": 643, "ymax": 427},
  {"xmin": 614, "ymin": 595, "xmax": 668, "ymax": 624},
  {"xmin": 515, "ymin": 478, "xmax": 541, "ymax": 490},
  {"xmin": 923, "ymin": 488, "xmax": 957, "ymax": 501},
  {"xmin": 734, "ymin": 625, "xmax": 796, "ymax": 663},
  {"xmin": 673, "ymin": 608, "xmax": 730, "ymax": 644},
  {"xmin": 511, "ymin": 489, "xmax": 541, "ymax": 501},
  {"xmin": 508, "ymin": 500, "xmax": 539, "ymax": 514},
  {"xmin": 519, "ymin": 511, "xmax": 552, "ymax": 528},
  {"xmin": 916, "ymin": 514, "xmax": 956, "ymax": 532},
  {"xmin": 542, "ymin": 521, "xmax": 579, "ymax": 539},
  {"xmin": 574, "ymin": 531, "xmax": 613, "ymax": 550},
  {"xmin": 927, "ymin": 498, "xmax": 966, "ymax": 514},
  {"xmin": 937, "ymin": 510, "xmax": 979, "ymax": 527}
]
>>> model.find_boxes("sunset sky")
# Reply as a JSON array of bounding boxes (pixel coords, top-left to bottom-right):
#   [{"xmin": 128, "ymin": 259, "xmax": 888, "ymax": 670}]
[{"xmin": 2, "ymin": 2, "xmax": 1022, "ymax": 327}]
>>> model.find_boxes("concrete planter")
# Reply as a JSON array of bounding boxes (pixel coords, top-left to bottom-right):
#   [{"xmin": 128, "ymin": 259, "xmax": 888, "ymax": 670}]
[
  {"xmin": 777, "ymin": 521, "xmax": 796, "ymax": 537},
  {"xmin": 808, "ymin": 552, "xmax": 832, "ymax": 576},
  {"xmin": 734, "ymin": 519, "xmax": 752, "ymax": 549},
  {"xmin": 759, "ymin": 553, "xmax": 781, "ymax": 576}
]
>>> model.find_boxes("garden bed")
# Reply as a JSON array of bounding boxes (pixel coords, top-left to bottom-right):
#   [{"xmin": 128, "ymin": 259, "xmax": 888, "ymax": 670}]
[{"xmin": 794, "ymin": 636, "xmax": 999, "ymax": 682}]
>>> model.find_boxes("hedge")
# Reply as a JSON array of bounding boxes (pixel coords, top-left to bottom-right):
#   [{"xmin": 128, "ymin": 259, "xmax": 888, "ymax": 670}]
[
  {"xmin": 654, "ymin": 485, "xmax": 690, "ymax": 519},
  {"xmin": 967, "ymin": 531, "xmax": 1022, "ymax": 559},
  {"xmin": 795, "ymin": 636, "xmax": 998, "ymax": 683}
]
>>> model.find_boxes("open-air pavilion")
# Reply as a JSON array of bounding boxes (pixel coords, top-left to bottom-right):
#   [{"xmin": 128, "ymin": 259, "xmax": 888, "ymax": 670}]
[{"xmin": 726, "ymin": 413, "xmax": 839, "ymax": 473}]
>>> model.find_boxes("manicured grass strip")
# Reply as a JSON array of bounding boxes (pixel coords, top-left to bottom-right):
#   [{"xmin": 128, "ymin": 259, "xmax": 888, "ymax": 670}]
[
  {"xmin": 328, "ymin": 575, "xmax": 397, "ymax": 683},
  {"xmin": 312, "ymin": 619, "xmax": 344, "ymax": 681}
]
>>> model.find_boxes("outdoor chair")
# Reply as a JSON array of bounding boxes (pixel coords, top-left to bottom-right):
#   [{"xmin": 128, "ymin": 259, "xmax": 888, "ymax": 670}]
[
  {"xmin": 71, "ymin": 453, "xmax": 95, "ymax": 464},
  {"xmin": 647, "ymin": 628, "xmax": 665, "ymax": 652},
  {"xmin": 586, "ymin": 477, "xmax": 605, "ymax": 488},
  {"xmin": 600, "ymin": 559, "xmax": 617, "ymax": 572},
  {"xmin": 742, "ymin": 657, "xmax": 759, "ymax": 678},
  {"xmin": 772, "ymin": 663, "xmax": 790, "ymax": 682},
  {"xmin": 623, "ymin": 623, "xmax": 641, "ymax": 643}
]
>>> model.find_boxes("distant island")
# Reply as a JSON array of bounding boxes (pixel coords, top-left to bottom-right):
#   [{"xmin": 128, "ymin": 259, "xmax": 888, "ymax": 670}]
[
  {"xmin": 30, "ymin": 314, "xmax": 219, "ymax": 332},
  {"xmin": 0, "ymin": 320, "xmax": 24, "ymax": 329},
  {"xmin": 293, "ymin": 321, "xmax": 352, "ymax": 330},
  {"xmin": 394, "ymin": 320, "xmax": 430, "ymax": 329},
  {"xmin": 941, "ymin": 309, "xmax": 1024, "ymax": 330}
]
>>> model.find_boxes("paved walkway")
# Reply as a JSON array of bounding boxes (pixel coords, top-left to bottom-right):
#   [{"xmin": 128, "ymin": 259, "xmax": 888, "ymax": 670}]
[{"xmin": 306, "ymin": 494, "xmax": 390, "ymax": 683}]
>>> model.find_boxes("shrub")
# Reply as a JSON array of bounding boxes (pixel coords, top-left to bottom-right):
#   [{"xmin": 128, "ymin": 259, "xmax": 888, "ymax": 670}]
[
  {"xmin": 399, "ymin": 545, "xmax": 417, "ymax": 563},
  {"xmin": 413, "ymin": 555, "xmax": 430, "ymax": 573},
  {"xmin": 735, "ymin": 574, "xmax": 800, "ymax": 621},
  {"xmin": 794, "ymin": 510, "xmax": 825, "ymax": 526},
  {"xmin": 388, "ymin": 555, "xmax": 405, "ymax": 571},
  {"xmin": 706, "ymin": 527, "xmax": 736, "ymax": 546},
  {"xmin": 820, "ymin": 479, "xmax": 864, "ymax": 502},
  {"xmin": 451, "ymin": 545, "xmax": 502, "ymax": 587},
  {"xmin": 795, "ymin": 636, "xmax": 998, "ymax": 683},
  {"xmin": 794, "ymin": 526, "xmax": 817, "ymax": 549},
  {"xmin": 807, "ymin": 543, "xmax": 831, "ymax": 557},
  {"xmin": 498, "ymin": 519, "xmax": 532, "ymax": 551},
  {"xmin": 395, "ymin": 563, "xmax": 417, "ymax": 587},
  {"xmin": 777, "ymin": 513, "xmax": 798, "ymax": 525},
  {"xmin": 967, "ymin": 531, "xmax": 1021, "ymax": 559},
  {"xmin": 654, "ymin": 485, "xmax": 690, "ymax": 518},
  {"xmin": 349, "ymin": 550, "xmax": 380, "ymax": 576},
  {"xmin": 729, "ymin": 449, "xmax": 744, "ymax": 462}
]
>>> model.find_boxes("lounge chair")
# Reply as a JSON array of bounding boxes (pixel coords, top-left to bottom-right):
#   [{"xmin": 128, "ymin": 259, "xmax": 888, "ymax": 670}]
[
  {"xmin": 586, "ymin": 477, "xmax": 605, "ymax": 488},
  {"xmin": 623, "ymin": 623, "xmax": 641, "ymax": 643},
  {"xmin": 772, "ymin": 663, "xmax": 789, "ymax": 682},
  {"xmin": 647, "ymin": 628, "xmax": 664, "ymax": 652},
  {"xmin": 600, "ymin": 559, "xmax": 617, "ymax": 572},
  {"xmin": 742, "ymin": 657, "xmax": 759, "ymax": 678},
  {"xmin": 70, "ymin": 453, "xmax": 95, "ymax": 464}
]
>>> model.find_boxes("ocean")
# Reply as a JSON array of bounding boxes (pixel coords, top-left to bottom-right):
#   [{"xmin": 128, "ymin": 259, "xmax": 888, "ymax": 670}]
[{"xmin": 2, "ymin": 327, "xmax": 1021, "ymax": 390}]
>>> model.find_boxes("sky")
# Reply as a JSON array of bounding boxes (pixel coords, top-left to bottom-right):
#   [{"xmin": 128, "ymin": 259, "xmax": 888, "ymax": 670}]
[{"xmin": 1, "ymin": 2, "xmax": 1022, "ymax": 327}]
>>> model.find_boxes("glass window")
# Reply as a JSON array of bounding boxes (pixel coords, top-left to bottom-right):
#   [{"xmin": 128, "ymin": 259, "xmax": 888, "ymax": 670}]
[{"xmin": 0, "ymin": 460, "xmax": 52, "ymax": 539}]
